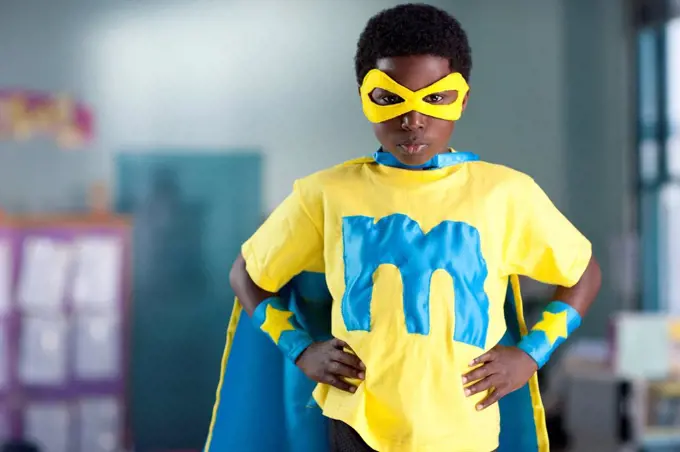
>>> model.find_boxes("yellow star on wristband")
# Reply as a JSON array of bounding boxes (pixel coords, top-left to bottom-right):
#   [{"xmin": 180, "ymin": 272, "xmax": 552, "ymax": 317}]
[
  {"xmin": 260, "ymin": 304, "xmax": 296, "ymax": 344},
  {"xmin": 532, "ymin": 311, "xmax": 569, "ymax": 345}
]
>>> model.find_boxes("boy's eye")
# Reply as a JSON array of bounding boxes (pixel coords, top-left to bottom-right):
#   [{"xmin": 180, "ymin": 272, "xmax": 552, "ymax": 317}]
[
  {"xmin": 370, "ymin": 89, "xmax": 404, "ymax": 106},
  {"xmin": 424, "ymin": 91, "xmax": 459, "ymax": 105},
  {"xmin": 382, "ymin": 95, "xmax": 403, "ymax": 104},
  {"xmin": 423, "ymin": 93, "xmax": 444, "ymax": 104}
]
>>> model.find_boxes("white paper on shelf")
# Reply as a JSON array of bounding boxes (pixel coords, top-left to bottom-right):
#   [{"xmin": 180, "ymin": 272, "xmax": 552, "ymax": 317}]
[
  {"xmin": 614, "ymin": 313, "xmax": 671, "ymax": 379},
  {"xmin": 18, "ymin": 316, "xmax": 68, "ymax": 385},
  {"xmin": 24, "ymin": 402, "xmax": 72, "ymax": 452},
  {"xmin": 0, "ymin": 408, "xmax": 8, "ymax": 438},
  {"xmin": 0, "ymin": 240, "xmax": 12, "ymax": 316},
  {"xmin": 17, "ymin": 237, "xmax": 72, "ymax": 312},
  {"xmin": 78, "ymin": 398, "xmax": 120, "ymax": 452},
  {"xmin": 0, "ymin": 416, "xmax": 6, "ymax": 438},
  {"xmin": 0, "ymin": 324, "xmax": 7, "ymax": 389},
  {"xmin": 72, "ymin": 236, "xmax": 122, "ymax": 312},
  {"xmin": 74, "ymin": 314, "xmax": 121, "ymax": 380}
]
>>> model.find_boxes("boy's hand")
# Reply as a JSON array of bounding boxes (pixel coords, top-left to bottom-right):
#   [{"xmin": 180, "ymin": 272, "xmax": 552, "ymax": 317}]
[
  {"xmin": 462, "ymin": 345, "xmax": 538, "ymax": 411},
  {"xmin": 295, "ymin": 338, "xmax": 366, "ymax": 393}
]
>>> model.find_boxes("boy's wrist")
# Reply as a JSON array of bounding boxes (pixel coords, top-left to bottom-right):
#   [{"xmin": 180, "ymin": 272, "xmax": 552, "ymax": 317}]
[
  {"xmin": 516, "ymin": 301, "xmax": 581, "ymax": 369},
  {"xmin": 251, "ymin": 296, "xmax": 314, "ymax": 363},
  {"xmin": 288, "ymin": 336, "xmax": 315, "ymax": 363}
]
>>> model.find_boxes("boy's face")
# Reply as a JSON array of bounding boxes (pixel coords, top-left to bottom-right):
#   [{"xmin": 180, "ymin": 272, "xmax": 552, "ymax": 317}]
[{"xmin": 367, "ymin": 55, "xmax": 468, "ymax": 167}]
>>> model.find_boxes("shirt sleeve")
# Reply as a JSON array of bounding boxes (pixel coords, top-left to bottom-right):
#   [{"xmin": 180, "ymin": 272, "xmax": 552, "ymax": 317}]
[
  {"xmin": 501, "ymin": 175, "xmax": 592, "ymax": 287},
  {"xmin": 241, "ymin": 179, "xmax": 324, "ymax": 293}
]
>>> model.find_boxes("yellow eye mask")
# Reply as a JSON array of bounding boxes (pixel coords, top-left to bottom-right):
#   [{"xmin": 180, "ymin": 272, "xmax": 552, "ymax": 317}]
[{"xmin": 360, "ymin": 69, "xmax": 469, "ymax": 123}]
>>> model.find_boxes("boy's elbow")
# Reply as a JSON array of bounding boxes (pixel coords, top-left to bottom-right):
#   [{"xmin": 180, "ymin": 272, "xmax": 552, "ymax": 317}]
[
  {"xmin": 229, "ymin": 254, "xmax": 247, "ymax": 294},
  {"xmin": 587, "ymin": 255, "xmax": 602, "ymax": 293},
  {"xmin": 229, "ymin": 254, "xmax": 274, "ymax": 315},
  {"xmin": 573, "ymin": 255, "xmax": 602, "ymax": 312}
]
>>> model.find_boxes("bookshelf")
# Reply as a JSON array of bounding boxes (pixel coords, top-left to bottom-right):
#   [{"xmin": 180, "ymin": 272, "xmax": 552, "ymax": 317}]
[{"xmin": 0, "ymin": 214, "xmax": 131, "ymax": 452}]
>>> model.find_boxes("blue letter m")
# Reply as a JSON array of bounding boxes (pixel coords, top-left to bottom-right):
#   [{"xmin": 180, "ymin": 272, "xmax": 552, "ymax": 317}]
[{"xmin": 341, "ymin": 214, "xmax": 490, "ymax": 348}]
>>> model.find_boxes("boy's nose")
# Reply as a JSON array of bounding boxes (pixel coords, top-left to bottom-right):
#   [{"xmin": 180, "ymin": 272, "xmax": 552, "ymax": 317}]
[{"xmin": 401, "ymin": 111, "xmax": 426, "ymax": 130}]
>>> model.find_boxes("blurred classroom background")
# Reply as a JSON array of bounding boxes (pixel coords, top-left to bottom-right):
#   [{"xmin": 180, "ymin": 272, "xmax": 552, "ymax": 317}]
[{"xmin": 0, "ymin": 0, "xmax": 678, "ymax": 451}]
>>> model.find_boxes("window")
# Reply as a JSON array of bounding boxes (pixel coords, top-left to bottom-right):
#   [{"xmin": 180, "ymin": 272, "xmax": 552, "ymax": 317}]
[
  {"xmin": 667, "ymin": 19, "xmax": 680, "ymax": 177},
  {"xmin": 637, "ymin": 14, "xmax": 680, "ymax": 312}
]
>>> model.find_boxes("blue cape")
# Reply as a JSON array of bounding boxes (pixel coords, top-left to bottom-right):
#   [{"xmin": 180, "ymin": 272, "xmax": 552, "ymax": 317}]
[{"xmin": 204, "ymin": 273, "xmax": 549, "ymax": 452}]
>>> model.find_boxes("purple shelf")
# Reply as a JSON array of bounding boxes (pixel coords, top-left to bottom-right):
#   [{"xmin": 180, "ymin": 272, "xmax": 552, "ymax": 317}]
[
  {"xmin": 0, "ymin": 406, "xmax": 7, "ymax": 438},
  {"xmin": 0, "ymin": 222, "xmax": 131, "ymax": 450}
]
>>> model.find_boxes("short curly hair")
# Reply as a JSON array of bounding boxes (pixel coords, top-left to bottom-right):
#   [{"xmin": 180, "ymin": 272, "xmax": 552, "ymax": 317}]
[{"xmin": 354, "ymin": 3, "xmax": 472, "ymax": 85}]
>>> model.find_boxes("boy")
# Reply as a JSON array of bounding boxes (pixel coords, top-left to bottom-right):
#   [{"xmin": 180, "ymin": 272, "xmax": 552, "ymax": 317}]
[{"xmin": 227, "ymin": 3, "xmax": 601, "ymax": 452}]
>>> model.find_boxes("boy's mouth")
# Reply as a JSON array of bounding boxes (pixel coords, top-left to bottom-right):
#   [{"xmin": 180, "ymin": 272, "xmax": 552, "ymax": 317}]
[{"xmin": 398, "ymin": 143, "xmax": 428, "ymax": 155}]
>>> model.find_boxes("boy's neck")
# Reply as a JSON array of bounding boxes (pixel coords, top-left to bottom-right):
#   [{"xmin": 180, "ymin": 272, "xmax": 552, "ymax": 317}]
[{"xmin": 377, "ymin": 147, "xmax": 453, "ymax": 171}]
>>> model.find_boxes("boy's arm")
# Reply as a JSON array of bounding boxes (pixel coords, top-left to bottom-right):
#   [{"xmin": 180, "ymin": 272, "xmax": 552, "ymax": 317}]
[
  {"xmin": 464, "ymin": 256, "xmax": 601, "ymax": 411},
  {"xmin": 229, "ymin": 179, "xmax": 365, "ymax": 391},
  {"xmin": 231, "ymin": 180, "xmax": 322, "ymax": 309},
  {"xmin": 463, "ymin": 174, "xmax": 601, "ymax": 409},
  {"xmin": 552, "ymin": 255, "xmax": 601, "ymax": 318},
  {"xmin": 229, "ymin": 253, "xmax": 275, "ymax": 316},
  {"xmin": 229, "ymin": 180, "xmax": 323, "ymax": 360}
]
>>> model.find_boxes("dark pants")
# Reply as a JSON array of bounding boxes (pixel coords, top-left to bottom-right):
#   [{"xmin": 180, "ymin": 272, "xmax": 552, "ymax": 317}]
[{"xmin": 329, "ymin": 419, "xmax": 377, "ymax": 452}]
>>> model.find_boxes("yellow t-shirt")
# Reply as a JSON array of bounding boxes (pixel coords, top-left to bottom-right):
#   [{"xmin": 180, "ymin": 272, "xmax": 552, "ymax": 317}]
[{"xmin": 241, "ymin": 155, "xmax": 592, "ymax": 452}]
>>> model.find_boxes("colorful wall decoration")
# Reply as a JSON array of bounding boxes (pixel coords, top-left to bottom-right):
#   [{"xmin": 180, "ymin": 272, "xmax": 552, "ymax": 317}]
[{"xmin": 0, "ymin": 90, "xmax": 94, "ymax": 149}]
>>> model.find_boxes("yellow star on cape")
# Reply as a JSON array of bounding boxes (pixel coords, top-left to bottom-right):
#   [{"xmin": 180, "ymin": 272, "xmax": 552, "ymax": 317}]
[
  {"xmin": 532, "ymin": 311, "xmax": 569, "ymax": 345},
  {"xmin": 260, "ymin": 304, "xmax": 296, "ymax": 344}
]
